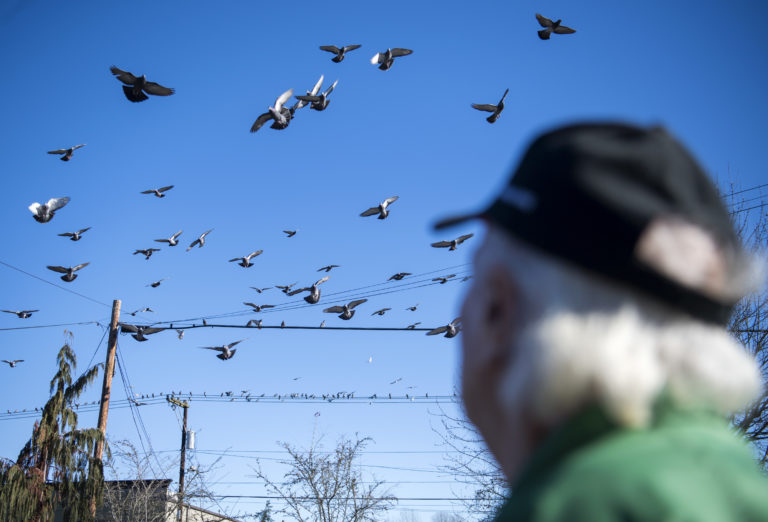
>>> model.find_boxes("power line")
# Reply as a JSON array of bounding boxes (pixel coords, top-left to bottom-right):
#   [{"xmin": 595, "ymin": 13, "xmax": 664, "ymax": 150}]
[
  {"xmin": 143, "ymin": 324, "xmax": 436, "ymax": 332},
  {"xmin": 725, "ymin": 183, "xmax": 768, "ymax": 197},
  {"xmin": 0, "ymin": 320, "xmax": 102, "ymax": 331}
]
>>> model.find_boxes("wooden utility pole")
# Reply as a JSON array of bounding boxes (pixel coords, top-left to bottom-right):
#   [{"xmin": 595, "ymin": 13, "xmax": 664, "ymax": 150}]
[{"xmin": 167, "ymin": 396, "xmax": 190, "ymax": 521}]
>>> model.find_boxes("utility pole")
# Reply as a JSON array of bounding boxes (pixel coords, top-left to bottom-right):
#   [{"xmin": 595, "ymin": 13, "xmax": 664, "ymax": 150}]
[{"xmin": 167, "ymin": 396, "xmax": 189, "ymax": 521}]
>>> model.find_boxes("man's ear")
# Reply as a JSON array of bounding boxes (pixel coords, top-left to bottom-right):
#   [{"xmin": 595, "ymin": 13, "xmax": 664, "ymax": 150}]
[{"xmin": 483, "ymin": 263, "xmax": 519, "ymax": 358}]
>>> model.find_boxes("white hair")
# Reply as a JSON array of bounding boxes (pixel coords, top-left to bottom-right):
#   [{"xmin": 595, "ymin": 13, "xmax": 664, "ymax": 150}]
[{"xmin": 483, "ymin": 227, "xmax": 764, "ymax": 428}]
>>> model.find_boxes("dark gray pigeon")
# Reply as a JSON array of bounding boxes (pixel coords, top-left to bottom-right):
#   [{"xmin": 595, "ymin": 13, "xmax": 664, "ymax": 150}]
[
  {"xmin": 360, "ymin": 196, "xmax": 398, "ymax": 219},
  {"xmin": 323, "ymin": 298, "xmax": 367, "ymax": 320},
  {"xmin": 276, "ymin": 282, "xmax": 298, "ymax": 294},
  {"xmin": 296, "ymin": 79, "xmax": 338, "ymax": 111},
  {"xmin": 406, "ymin": 303, "xmax": 419, "ymax": 312},
  {"xmin": 288, "ymin": 276, "xmax": 330, "ymax": 304},
  {"xmin": 406, "ymin": 322, "xmax": 421, "ymax": 330},
  {"xmin": 187, "ymin": 229, "xmax": 213, "ymax": 251},
  {"xmin": 432, "ymin": 274, "xmax": 456, "ymax": 284},
  {"xmin": 250, "ymin": 287, "xmax": 272, "ymax": 293},
  {"xmin": 371, "ymin": 308, "xmax": 391, "ymax": 316},
  {"xmin": 319, "ymin": 44, "xmax": 361, "ymax": 62},
  {"xmin": 120, "ymin": 323, "xmax": 165, "ymax": 342},
  {"xmin": 155, "ymin": 230, "xmax": 183, "ymax": 246},
  {"xmin": 133, "ymin": 248, "xmax": 160, "ymax": 260},
  {"xmin": 202, "ymin": 339, "xmax": 245, "ymax": 360},
  {"xmin": 48, "ymin": 144, "xmax": 85, "ymax": 161},
  {"xmin": 536, "ymin": 13, "xmax": 576, "ymax": 40},
  {"xmin": 29, "ymin": 197, "xmax": 69, "ymax": 223},
  {"xmin": 294, "ymin": 75, "xmax": 324, "ymax": 110},
  {"xmin": 472, "ymin": 89, "xmax": 509, "ymax": 123},
  {"xmin": 128, "ymin": 307, "xmax": 154, "ymax": 316},
  {"xmin": 2, "ymin": 360, "xmax": 24, "ymax": 368},
  {"xmin": 110, "ymin": 66, "xmax": 175, "ymax": 102},
  {"xmin": 58, "ymin": 227, "xmax": 91, "ymax": 241},
  {"xmin": 47, "ymin": 263, "xmax": 89, "ymax": 282},
  {"xmin": 370, "ymin": 48, "xmax": 413, "ymax": 70},
  {"xmin": 1, "ymin": 310, "xmax": 38, "ymax": 319},
  {"xmin": 317, "ymin": 265, "xmax": 340, "ymax": 273},
  {"xmin": 283, "ymin": 230, "xmax": 297, "ymax": 237},
  {"xmin": 431, "ymin": 234, "xmax": 474, "ymax": 251},
  {"xmin": 388, "ymin": 272, "xmax": 411, "ymax": 281},
  {"xmin": 141, "ymin": 185, "xmax": 174, "ymax": 198},
  {"xmin": 229, "ymin": 250, "xmax": 263, "ymax": 268},
  {"xmin": 250, "ymin": 89, "xmax": 294, "ymax": 132},
  {"xmin": 426, "ymin": 318, "xmax": 461, "ymax": 338},
  {"xmin": 146, "ymin": 279, "xmax": 167, "ymax": 288}
]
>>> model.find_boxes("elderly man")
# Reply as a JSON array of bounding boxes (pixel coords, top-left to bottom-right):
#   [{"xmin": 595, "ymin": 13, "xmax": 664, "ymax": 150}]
[{"xmin": 436, "ymin": 123, "xmax": 768, "ymax": 520}]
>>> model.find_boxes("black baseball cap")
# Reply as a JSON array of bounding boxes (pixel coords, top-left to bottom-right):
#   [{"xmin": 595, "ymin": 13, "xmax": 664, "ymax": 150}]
[{"xmin": 435, "ymin": 122, "xmax": 739, "ymax": 324}]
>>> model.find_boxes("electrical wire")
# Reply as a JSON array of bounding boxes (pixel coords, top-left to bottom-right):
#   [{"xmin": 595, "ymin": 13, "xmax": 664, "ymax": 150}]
[{"xmin": 0, "ymin": 320, "xmax": 102, "ymax": 331}]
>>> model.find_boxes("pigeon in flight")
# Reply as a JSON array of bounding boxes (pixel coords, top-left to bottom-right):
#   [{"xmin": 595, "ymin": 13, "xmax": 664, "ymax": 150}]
[
  {"xmin": 201, "ymin": 339, "xmax": 245, "ymax": 360},
  {"xmin": 250, "ymin": 287, "xmax": 272, "ymax": 294},
  {"xmin": 472, "ymin": 89, "xmax": 509, "ymax": 124},
  {"xmin": 47, "ymin": 144, "xmax": 85, "ymax": 162},
  {"xmin": 360, "ymin": 196, "xmax": 399, "ymax": 220},
  {"xmin": 388, "ymin": 272, "xmax": 411, "ymax": 281},
  {"xmin": 58, "ymin": 227, "xmax": 91, "ymax": 241},
  {"xmin": 276, "ymin": 283, "xmax": 298, "ymax": 294},
  {"xmin": 535, "ymin": 13, "xmax": 576, "ymax": 40},
  {"xmin": 29, "ymin": 197, "xmax": 69, "ymax": 223},
  {"xmin": 406, "ymin": 322, "xmax": 421, "ymax": 330},
  {"xmin": 371, "ymin": 308, "xmax": 391, "ymax": 316},
  {"xmin": 431, "ymin": 234, "xmax": 474, "ymax": 251},
  {"xmin": 294, "ymin": 75, "xmax": 324, "ymax": 111},
  {"xmin": 317, "ymin": 265, "xmax": 340, "ymax": 273},
  {"xmin": 1, "ymin": 310, "xmax": 38, "ymax": 319},
  {"xmin": 296, "ymin": 79, "xmax": 338, "ymax": 111},
  {"xmin": 133, "ymin": 248, "xmax": 160, "ymax": 260},
  {"xmin": 127, "ymin": 307, "xmax": 154, "ymax": 316},
  {"xmin": 187, "ymin": 229, "xmax": 213, "ymax": 251},
  {"xmin": 176, "ymin": 329, "xmax": 185, "ymax": 340},
  {"xmin": 47, "ymin": 263, "xmax": 89, "ymax": 282},
  {"xmin": 244, "ymin": 303, "xmax": 275, "ymax": 313},
  {"xmin": 427, "ymin": 318, "xmax": 462, "ymax": 338},
  {"xmin": 229, "ymin": 250, "xmax": 263, "ymax": 268},
  {"xmin": 406, "ymin": 303, "xmax": 419, "ymax": 312},
  {"xmin": 155, "ymin": 230, "xmax": 183, "ymax": 246},
  {"xmin": 370, "ymin": 48, "xmax": 413, "ymax": 70},
  {"xmin": 246, "ymin": 319, "xmax": 263, "ymax": 329},
  {"xmin": 120, "ymin": 324, "xmax": 165, "ymax": 342},
  {"xmin": 141, "ymin": 185, "xmax": 174, "ymax": 198},
  {"xmin": 319, "ymin": 44, "xmax": 361, "ymax": 62},
  {"xmin": 432, "ymin": 274, "xmax": 456, "ymax": 284},
  {"xmin": 288, "ymin": 276, "xmax": 330, "ymax": 304},
  {"xmin": 390, "ymin": 377, "xmax": 403, "ymax": 385},
  {"xmin": 110, "ymin": 66, "xmax": 175, "ymax": 102},
  {"xmin": 146, "ymin": 279, "xmax": 167, "ymax": 288},
  {"xmin": 283, "ymin": 230, "xmax": 297, "ymax": 238},
  {"xmin": 323, "ymin": 299, "xmax": 368, "ymax": 320},
  {"xmin": 251, "ymin": 89, "xmax": 295, "ymax": 132},
  {"xmin": 2, "ymin": 360, "xmax": 24, "ymax": 368}
]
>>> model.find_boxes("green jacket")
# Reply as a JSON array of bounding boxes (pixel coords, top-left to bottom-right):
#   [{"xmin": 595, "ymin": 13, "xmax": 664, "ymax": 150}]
[{"xmin": 495, "ymin": 402, "xmax": 768, "ymax": 521}]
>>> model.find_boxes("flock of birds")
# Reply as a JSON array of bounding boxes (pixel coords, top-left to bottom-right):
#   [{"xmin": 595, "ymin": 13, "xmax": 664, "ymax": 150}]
[{"xmin": 7, "ymin": 13, "xmax": 576, "ymax": 367}]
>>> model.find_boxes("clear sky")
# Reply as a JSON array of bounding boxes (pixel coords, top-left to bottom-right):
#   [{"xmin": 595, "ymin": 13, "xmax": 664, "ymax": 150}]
[{"xmin": 1, "ymin": 1, "xmax": 767, "ymax": 520}]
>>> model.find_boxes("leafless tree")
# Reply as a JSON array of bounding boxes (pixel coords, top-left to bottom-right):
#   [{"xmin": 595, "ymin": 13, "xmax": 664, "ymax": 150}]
[
  {"xmin": 431, "ymin": 512, "xmax": 465, "ymax": 522},
  {"xmin": 251, "ymin": 434, "xmax": 395, "ymax": 522}
]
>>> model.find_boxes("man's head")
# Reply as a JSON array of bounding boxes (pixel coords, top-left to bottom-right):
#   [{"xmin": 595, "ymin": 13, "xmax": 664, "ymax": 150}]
[{"xmin": 440, "ymin": 122, "xmax": 764, "ymax": 480}]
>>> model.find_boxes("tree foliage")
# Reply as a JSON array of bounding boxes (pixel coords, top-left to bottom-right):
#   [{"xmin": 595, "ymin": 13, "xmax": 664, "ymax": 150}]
[{"xmin": 0, "ymin": 332, "xmax": 104, "ymax": 521}]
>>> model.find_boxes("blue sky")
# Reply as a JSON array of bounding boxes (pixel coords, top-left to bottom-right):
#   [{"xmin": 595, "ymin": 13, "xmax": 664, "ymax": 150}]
[{"xmin": 1, "ymin": 1, "xmax": 767, "ymax": 519}]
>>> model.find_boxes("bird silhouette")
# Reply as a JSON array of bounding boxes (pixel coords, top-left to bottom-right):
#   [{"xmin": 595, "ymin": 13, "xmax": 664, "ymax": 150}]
[
  {"xmin": 243, "ymin": 303, "xmax": 275, "ymax": 313},
  {"xmin": 294, "ymin": 75, "xmax": 324, "ymax": 110},
  {"xmin": 176, "ymin": 329, "xmax": 185, "ymax": 340},
  {"xmin": 319, "ymin": 44, "xmax": 361, "ymax": 62},
  {"xmin": 133, "ymin": 248, "xmax": 160, "ymax": 260},
  {"xmin": 251, "ymin": 89, "xmax": 295, "ymax": 132},
  {"xmin": 406, "ymin": 303, "xmax": 420, "ymax": 312},
  {"xmin": 406, "ymin": 322, "xmax": 421, "ymax": 330},
  {"xmin": 249, "ymin": 287, "xmax": 272, "ymax": 294},
  {"xmin": 472, "ymin": 88, "xmax": 509, "ymax": 123},
  {"xmin": 229, "ymin": 250, "xmax": 263, "ymax": 268},
  {"xmin": 141, "ymin": 185, "xmax": 174, "ymax": 198},
  {"xmin": 360, "ymin": 196, "xmax": 399, "ymax": 219},
  {"xmin": 147, "ymin": 278, "xmax": 167, "ymax": 288},
  {"xmin": 201, "ymin": 339, "xmax": 245, "ymax": 360},
  {"xmin": 46, "ymin": 263, "xmax": 89, "ymax": 282},
  {"xmin": 371, "ymin": 308, "xmax": 391, "ymax": 316},
  {"xmin": 2, "ymin": 360, "xmax": 24, "ymax": 368},
  {"xmin": 110, "ymin": 66, "xmax": 175, "ymax": 102},
  {"xmin": 29, "ymin": 197, "xmax": 69, "ymax": 223},
  {"xmin": 283, "ymin": 230, "xmax": 297, "ymax": 237},
  {"xmin": 58, "ymin": 227, "xmax": 91, "ymax": 241},
  {"xmin": 427, "ymin": 318, "xmax": 462, "ymax": 338},
  {"xmin": 432, "ymin": 274, "xmax": 456, "ymax": 284},
  {"xmin": 120, "ymin": 324, "xmax": 165, "ymax": 342},
  {"xmin": 187, "ymin": 229, "xmax": 213, "ymax": 251},
  {"xmin": 370, "ymin": 48, "xmax": 413, "ymax": 70},
  {"xmin": 535, "ymin": 13, "xmax": 576, "ymax": 40},
  {"xmin": 431, "ymin": 234, "xmax": 474, "ymax": 251},
  {"xmin": 295, "ymin": 79, "xmax": 338, "ymax": 111},
  {"xmin": 1, "ymin": 310, "xmax": 38, "ymax": 319},
  {"xmin": 288, "ymin": 276, "xmax": 330, "ymax": 304},
  {"xmin": 47, "ymin": 144, "xmax": 85, "ymax": 161},
  {"xmin": 388, "ymin": 272, "xmax": 411, "ymax": 281},
  {"xmin": 317, "ymin": 265, "xmax": 340, "ymax": 273},
  {"xmin": 154, "ymin": 230, "xmax": 183, "ymax": 247},
  {"xmin": 323, "ymin": 299, "xmax": 367, "ymax": 320}
]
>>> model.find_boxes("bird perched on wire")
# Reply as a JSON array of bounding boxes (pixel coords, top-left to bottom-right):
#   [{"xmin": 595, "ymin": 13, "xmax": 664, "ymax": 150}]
[
  {"xmin": 370, "ymin": 48, "xmax": 413, "ymax": 70},
  {"xmin": 1, "ymin": 310, "xmax": 38, "ymax": 319},
  {"xmin": 244, "ymin": 303, "xmax": 275, "ymax": 313},
  {"xmin": 155, "ymin": 230, "xmax": 183, "ymax": 247},
  {"xmin": 46, "ymin": 263, "xmax": 89, "ymax": 282},
  {"xmin": 431, "ymin": 234, "xmax": 474, "ymax": 251},
  {"xmin": 388, "ymin": 272, "xmax": 411, "ymax": 281},
  {"xmin": 187, "ymin": 229, "xmax": 213, "ymax": 251},
  {"xmin": 251, "ymin": 89, "xmax": 295, "ymax": 132},
  {"xmin": 296, "ymin": 79, "xmax": 338, "ymax": 111},
  {"xmin": 141, "ymin": 185, "xmax": 174, "ymax": 198},
  {"xmin": 110, "ymin": 66, "xmax": 175, "ymax": 102},
  {"xmin": 201, "ymin": 339, "xmax": 245, "ymax": 360},
  {"xmin": 2, "ymin": 360, "xmax": 23, "ymax": 368},
  {"xmin": 58, "ymin": 227, "xmax": 91, "ymax": 241},
  {"xmin": 535, "ymin": 13, "xmax": 576, "ymax": 40},
  {"xmin": 319, "ymin": 44, "xmax": 361, "ymax": 62},
  {"xmin": 133, "ymin": 248, "xmax": 160, "ymax": 260},
  {"xmin": 361, "ymin": 196, "xmax": 399, "ymax": 220},
  {"xmin": 283, "ymin": 230, "xmax": 297, "ymax": 238},
  {"xmin": 120, "ymin": 324, "xmax": 165, "ymax": 342},
  {"xmin": 288, "ymin": 276, "xmax": 330, "ymax": 304},
  {"xmin": 371, "ymin": 308, "xmax": 391, "ymax": 316},
  {"xmin": 47, "ymin": 144, "xmax": 85, "ymax": 162},
  {"xmin": 229, "ymin": 250, "xmax": 263, "ymax": 268},
  {"xmin": 432, "ymin": 274, "xmax": 456, "ymax": 284},
  {"xmin": 317, "ymin": 265, "xmax": 340, "ymax": 273},
  {"xmin": 323, "ymin": 299, "xmax": 368, "ymax": 320},
  {"xmin": 472, "ymin": 89, "xmax": 509, "ymax": 124},
  {"xmin": 29, "ymin": 197, "xmax": 70, "ymax": 223},
  {"xmin": 426, "ymin": 318, "xmax": 462, "ymax": 338}
]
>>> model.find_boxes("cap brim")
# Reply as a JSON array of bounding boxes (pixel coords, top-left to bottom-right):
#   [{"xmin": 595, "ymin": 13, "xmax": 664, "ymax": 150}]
[{"xmin": 433, "ymin": 212, "xmax": 485, "ymax": 230}]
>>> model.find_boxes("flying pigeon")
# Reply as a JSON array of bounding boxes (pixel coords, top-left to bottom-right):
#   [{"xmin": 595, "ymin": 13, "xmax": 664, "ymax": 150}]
[
  {"xmin": 431, "ymin": 234, "xmax": 474, "ymax": 251},
  {"xmin": 229, "ymin": 250, "xmax": 263, "ymax": 268},
  {"xmin": 246, "ymin": 319, "xmax": 263, "ymax": 329},
  {"xmin": 46, "ymin": 263, "xmax": 89, "ymax": 282},
  {"xmin": 187, "ymin": 229, "xmax": 213, "ymax": 251},
  {"xmin": 283, "ymin": 230, "xmax": 297, "ymax": 237},
  {"xmin": 244, "ymin": 303, "xmax": 275, "ymax": 313},
  {"xmin": 388, "ymin": 272, "xmax": 411, "ymax": 281},
  {"xmin": 294, "ymin": 75, "xmax": 324, "ymax": 111},
  {"xmin": 155, "ymin": 230, "xmax": 183, "ymax": 246},
  {"xmin": 110, "ymin": 66, "xmax": 175, "ymax": 102},
  {"xmin": 47, "ymin": 144, "xmax": 85, "ymax": 162},
  {"xmin": 472, "ymin": 88, "xmax": 509, "ymax": 124},
  {"xmin": 370, "ymin": 48, "xmax": 413, "ymax": 70},
  {"xmin": 2, "ymin": 360, "xmax": 23, "ymax": 368},
  {"xmin": 296, "ymin": 79, "xmax": 338, "ymax": 111},
  {"xmin": 287, "ymin": 276, "xmax": 330, "ymax": 304},
  {"xmin": 127, "ymin": 307, "xmax": 154, "ymax": 316},
  {"xmin": 141, "ymin": 185, "xmax": 174, "ymax": 198},
  {"xmin": 371, "ymin": 308, "xmax": 391, "ymax": 316},
  {"xmin": 201, "ymin": 339, "xmax": 245, "ymax": 360},
  {"xmin": 406, "ymin": 303, "xmax": 419, "ymax": 312},
  {"xmin": 250, "ymin": 287, "xmax": 272, "ymax": 293},
  {"xmin": 276, "ymin": 283, "xmax": 298, "ymax": 294},
  {"xmin": 120, "ymin": 324, "xmax": 165, "ymax": 342},
  {"xmin": 58, "ymin": 227, "xmax": 91, "ymax": 241},
  {"xmin": 176, "ymin": 329, "xmax": 185, "ymax": 340},
  {"xmin": 29, "ymin": 197, "xmax": 69, "ymax": 223},
  {"xmin": 146, "ymin": 278, "xmax": 167, "ymax": 288},
  {"xmin": 133, "ymin": 248, "xmax": 160, "ymax": 260},
  {"xmin": 360, "ymin": 196, "xmax": 399, "ymax": 219},
  {"xmin": 432, "ymin": 274, "xmax": 456, "ymax": 284},
  {"xmin": 251, "ymin": 89, "xmax": 295, "ymax": 132},
  {"xmin": 535, "ymin": 13, "xmax": 576, "ymax": 40},
  {"xmin": 1, "ymin": 310, "xmax": 38, "ymax": 319},
  {"xmin": 319, "ymin": 44, "xmax": 361, "ymax": 62},
  {"xmin": 317, "ymin": 265, "xmax": 340, "ymax": 273},
  {"xmin": 390, "ymin": 377, "xmax": 403, "ymax": 385},
  {"xmin": 427, "ymin": 318, "xmax": 462, "ymax": 338},
  {"xmin": 323, "ymin": 299, "xmax": 368, "ymax": 320},
  {"xmin": 406, "ymin": 322, "xmax": 421, "ymax": 330}
]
